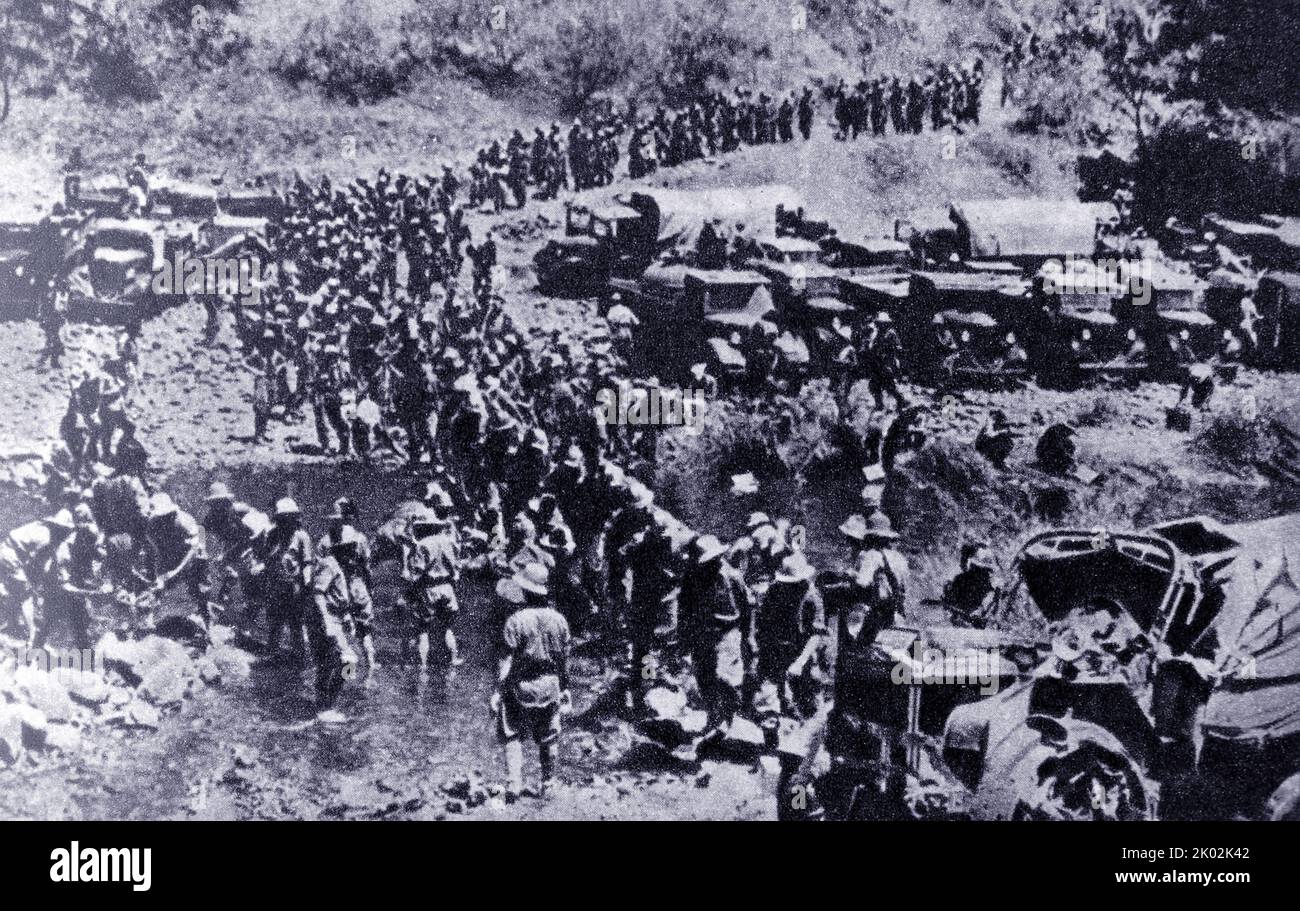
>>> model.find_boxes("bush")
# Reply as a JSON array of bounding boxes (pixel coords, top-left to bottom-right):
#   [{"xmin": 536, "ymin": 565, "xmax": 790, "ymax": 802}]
[
  {"xmin": 1132, "ymin": 117, "xmax": 1300, "ymax": 223},
  {"xmin": 543, "ymin": 5, "xmax": 640, "ymax": 115},
  {"xmin": 75, "ymin": 20, "xmax": 161, "ymax": 104},
  {"xmin": 273, "ymin": 9, "xmax": 417, "ymax": 105},
  {"xmin": 1193, "ymin": 400, "xmax": 1294, "ymax": 478},
  {"xmin": 653, "ymin": 1, "xmax": 748, "ymax": 107}
]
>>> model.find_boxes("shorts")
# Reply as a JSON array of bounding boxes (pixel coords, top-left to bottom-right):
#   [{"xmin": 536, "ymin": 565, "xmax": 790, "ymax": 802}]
[
  {"xmin": 348, "ymin": 578, "xmax": 375, "ymax": 635},
  {"xmin": 407, "ymin": 582, "xmax": 457, "ymax": 633},
  {"xmin": 497, "ymin": 694, "xmax": 562, "ymax": 745}
]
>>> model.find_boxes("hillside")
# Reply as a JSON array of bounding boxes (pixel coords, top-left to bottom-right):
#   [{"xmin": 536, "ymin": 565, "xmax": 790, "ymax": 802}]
[{"xmin": 0, "ymin": 0, "xmax": 1048, "ymax": 215}]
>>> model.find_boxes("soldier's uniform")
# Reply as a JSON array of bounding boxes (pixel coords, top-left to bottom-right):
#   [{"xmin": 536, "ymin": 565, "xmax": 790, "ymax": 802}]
[{"xmin": 307, "ymin": 553, "xmax": 358, "ymax": 710}]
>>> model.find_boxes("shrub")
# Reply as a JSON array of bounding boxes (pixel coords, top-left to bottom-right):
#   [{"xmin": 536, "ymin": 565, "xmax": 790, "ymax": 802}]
[
  {"xmin": 273, "ymin": 9, "xmax": 417, "ymax": 105},
  {"xmin": 542, "ymin": 5, "xmax": 640, "ymax": 115}
]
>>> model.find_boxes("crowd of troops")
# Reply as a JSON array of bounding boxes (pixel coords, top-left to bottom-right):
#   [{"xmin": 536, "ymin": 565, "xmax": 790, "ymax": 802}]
[
  {"xmin": 8, "ymin": 53, "xmax": 1005, "ymax": 794},
  {"xmin": 830, "ymin": 61, "xmax": 984, "ymax": 140},
  {"xmin": 432, "ymin": 56, "xmax": 982, "ymax": 217}
]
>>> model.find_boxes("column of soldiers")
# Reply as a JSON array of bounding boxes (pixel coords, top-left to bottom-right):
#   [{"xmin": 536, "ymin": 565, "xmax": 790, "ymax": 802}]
[{"xmin": 830, "ymin": 60, "xmax": 985, "ymax": 140}]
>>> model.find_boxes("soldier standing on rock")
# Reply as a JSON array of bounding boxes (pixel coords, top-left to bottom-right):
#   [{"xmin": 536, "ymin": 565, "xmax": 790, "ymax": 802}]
[{"xmin": 492, "ymin": 561, "xmax": 571, "ymax": 801}]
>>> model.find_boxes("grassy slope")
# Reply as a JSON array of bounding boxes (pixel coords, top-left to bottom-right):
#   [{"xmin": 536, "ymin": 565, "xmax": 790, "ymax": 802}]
[{"xmin": 0, "ymin": 0, "xmax": 1036, "ymax": 215}]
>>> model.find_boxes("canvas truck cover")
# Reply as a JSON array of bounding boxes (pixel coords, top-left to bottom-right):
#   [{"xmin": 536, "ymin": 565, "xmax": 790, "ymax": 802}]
[
  {"xmin": 951, "ymin": 199, "xmax": 1114, "ymax": 260},
  {"xmin": 632, "ymin": 185, "xmax": 802, "ymax": 251},
  {"xmin": 1201, "ymin": 512, "xmax": 1300, "ymax": 742}
]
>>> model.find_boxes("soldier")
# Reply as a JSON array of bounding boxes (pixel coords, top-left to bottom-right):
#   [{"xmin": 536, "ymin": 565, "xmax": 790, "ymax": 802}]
[
  {"xmin": 144, "ymin": 492, "xmax": 212, "ymax": 628},
  {"xmin": 888, "ymin": 76, "xmax": 905, "ymax": 134},
  {"xmin": 264, "ymin": 497, "xmax": 312, "ymax": 656},
  {"xmin": 310, "ymin": 344, "xmax": 351, "ymax": 456},
  {"xmin": 201, "ymin": 482, "xmax": 268, "ymax": 628},
  {"xmin": 38, "ymin": 504, "xmax": 106, "ymax": 651},
  {"xmin": 777, "ymin": 95, "xmax": 795, "ymax": 143},
  {"xmin": 37, "ymin": 286, "xmax": 66, "ymax": 368},
  {"xmin": 870, "ymin": 78, "xmax": 887, "ymax": 135},
  {"xmin": 109, "ymin": 420, "xmax": 150, "ymax": 480},
  {"xmin": 679, "ymin": 534, "xmax": 752, "ymax": 745},
  {"xmin": 491, "ymin": 561, "xmax": 572, "ymax": 800},
  {"xmin": 403, "ymin": 510, "xmax": 463, "ymax": 674},
  {"xmin": 841, "ymin": 511, "xmax": 908, "ymax": 626},
  {"xmin": 1036, "ymin": 423, "xmax": 1078, "ymax": 476},
  {"xmin": 317, "ymin": 497, "xmax": 378, "ymax": 676},
  {"xmin": 623, "ymin": 504, "xmax": 675, "ymax": 708},
  {"xmin": 0, "ymin": 509, "xmax": 75, "ymax": 644},
  {"xmin": 305, "ymin": 544, "xmax": 359, "ymax": 722},
  {"xmin": 974, "ymin": 408, "xmax": 1015, "ymax": 470},
  {"xmin": 942, "ymin": 544, "xmax": 1000, "ymax": 628},
  {"xmin": 797, "ymin": 88, "xmax": 815, "ymax": 140},
  {"xmin": 906, "ymin": 77, "xmax": 925, "ymax": 134},
  {"xmin": 695, "ymin": 218, "xmax": 727, "ymax": 270},
  {"xmin": 865, "ymin": 311, "xmax": 906, "ymax": 410},
  {"xmin": 755, "ymin": 551, "xmax": 822, "ymax": 718}
]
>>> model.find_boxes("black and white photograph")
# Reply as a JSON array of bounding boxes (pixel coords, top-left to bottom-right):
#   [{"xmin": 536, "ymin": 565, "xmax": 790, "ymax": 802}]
[{"xmin": 0, "ymin": 0, "xmax": 1296, "ymax": 852}]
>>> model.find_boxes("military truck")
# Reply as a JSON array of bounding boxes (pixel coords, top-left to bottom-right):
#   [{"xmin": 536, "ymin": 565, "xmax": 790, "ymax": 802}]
[
  {"xmin": 64, "ymin": 173, "xmax": 131, "ymax": 217},
  {"xmin": 745, "ymin": 235, "xmax": 846, "ymax": 326},
  {"xmin": 534, "ymin": 199, "xmax": 651, "ymax": 295},
  {"xmin": 607, "ymin": 266, "xmax": 775, "ymax": 383},
  {"xmin": 906, "ymin": 270, "xmax": 1032, "ymax": 386},
  {"xmin": 66, "ymin": 218, "xmax": 191, "ymax": 322},
  {"xmin": 778, "ymin": 511, "xmax": 1300, "ymax": 821},
  {"xmin": 534, "ymin": 184, "xmax": 802, "ymax": 296},
  {"xmin": 1115, "ymin": 264, "xmax": 1219, "ymax": 379},
  {"xmin": 1249, "ymin": 272, "xmax": 1300, "ymax": 369},
  {"xmin": 150, "ymin": 180, "xmax": 219, "ymax": 222},
  {"xmin": 218, "ymin": 187, "xmax": 285, "ymax": 221},
  {"xmin": 1029, "ymin": 259, "xmax": 1142, "ymax": 386},
  {"xmin": 949, "ymin": 199, "xmax": 1114, "ymax": 270},
  {"xmin": 823, "ymin": 236, "xmax": 911, "ymax": 270}
]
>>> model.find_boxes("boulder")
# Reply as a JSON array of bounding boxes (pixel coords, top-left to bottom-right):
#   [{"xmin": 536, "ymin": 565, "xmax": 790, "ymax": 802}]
[
  {"xmin": 715, "ymin": 717, "xmax": 766, "ymax": 762},
  {"xmin": 11, "ymin": 664, "xmax": 77, "ymax": 722},
  {"xmin": 66, "ymin": 673, "xmax": 113, "ymax": 709},
  {"xmin": 208, "ymin": 645, "xmax": 253, "ymax": 683},
  {"xmin": 196, "ymin": 658, "xmax": 223, "ymax": 686},
  {"xmin": 0, "ymin": 704, "xmax": 24, "ymax": 764},
  {"xmin": 15, "ymin": 703, "xmax": 48, "ymax": 751},
  {"xmin": 96, "ymin": 633, "xmax": 193, "ymax": 688},
  {"xmin": 44, "ymin": 723, "xmax": 82, "ymax": 754},
  {"xmin": 138, "ymin": 659, "xmax": 193, "ymax": 707},
  {"xmin": 124, "ymin": 700, "xmax": 160, "ymax": 730},
  {"xmin": 231, "ymin": 743, "xmax": 257, "ymax": 769}
]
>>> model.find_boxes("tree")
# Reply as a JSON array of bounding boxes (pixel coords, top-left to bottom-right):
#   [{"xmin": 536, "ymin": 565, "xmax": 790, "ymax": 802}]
[
  {"xmin": 545, "ymin": 6, "xmax": 638, "ymax": 115},
  {"xmin": 0, "ymin": 0, "xmax": 157, "ymax": 126},
  {"xmin": 1089, "ymin": 2, "xmax": 1176, "ymax": 151},
  {"xmin": 655, "ymin": 1, "xmax": 747, "ymax": 107},
  {"xmin": 1158, "ymin": 0, "xmax": 1300, "ymax": 117}
]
